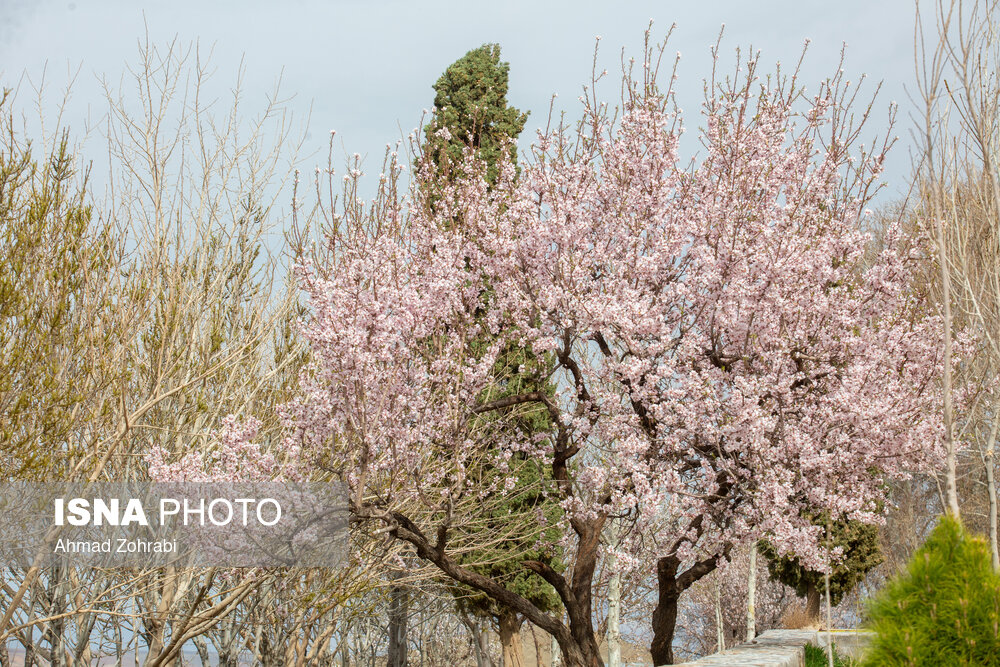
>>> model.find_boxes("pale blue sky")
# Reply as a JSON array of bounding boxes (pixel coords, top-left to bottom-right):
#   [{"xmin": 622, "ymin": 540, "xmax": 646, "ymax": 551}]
[{"xmin": 1, "ymin": 0, "xmax": 922, "ymax": 199}]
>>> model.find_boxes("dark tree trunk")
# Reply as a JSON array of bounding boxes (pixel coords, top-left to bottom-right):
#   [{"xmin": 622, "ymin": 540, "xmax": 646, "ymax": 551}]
[
  {"xmin": 560, "ymin": 520, "xmax": 606, "ymax": 667},
  {"xmin": 650, "ymin": 549, "xmax": 728, "ymax": 665},
  {"xmin": 650, "ymin": 557, "xmax": 681, "ymax": 666},
  {"xmin": 554, "ymin": 637, "xmax": 602, "ymax": 667},
  {"xmin": 387, "ymin": 583, "xmax": 409, "ymax": 667}
]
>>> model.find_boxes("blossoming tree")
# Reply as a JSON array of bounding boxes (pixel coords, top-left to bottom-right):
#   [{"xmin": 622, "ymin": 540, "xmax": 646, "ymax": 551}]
[{"xmin": 268, "ymin": 36, "xmax": 946, "ymax": 666}]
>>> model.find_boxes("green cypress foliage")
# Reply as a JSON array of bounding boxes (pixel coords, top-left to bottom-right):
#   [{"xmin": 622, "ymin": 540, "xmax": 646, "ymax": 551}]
[
  {"xmin": 421, "ymin": 43, "xmax": 527, "ymax": 188},
  {"xmin": 860, "ymin": 515, "xmax": 1000, "ymax": 666},
  {"xmin": 448, "ymin": 452, "xmax": 564, "ymax": 619},
  {"xmin": 760, "ymin": 514, "xmax": 883, "ymax": 616}
]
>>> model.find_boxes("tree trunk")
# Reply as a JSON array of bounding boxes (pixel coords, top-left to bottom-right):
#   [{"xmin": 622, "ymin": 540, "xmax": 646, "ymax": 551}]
[
  {"xmin": 607, "ymin": 569, "xmax": 622, "ymax": 667},
  {"xmin": 650, "ymin": 586, "xmax": 680, "ymax": 665},
  {"xmin": 387, "ymin": 584, "xmax": 409, "ymax": 667},
  {"xmin": 824, "ymin": 561, "xmax": 834, "ymax": 667},
  {"xmin": 805, "ymin": 583, "xmax": 821, "ymax": 626},
  {"xmin": 606, "ymin": 520, "xmax": 621, "ymax": 667},
  {"xmin": 935, "ymin": 195, "xmax": 960, "ymax": 517},
  {"xmin": 651, "ymin": 551, "xmax": 727, "ymax": 665},
  {"xmin": 714, "ymin": 575, "xmax": 724, "ymax": 652},
  {"xmin": 556, "ymin": 522, "xmax": 606, "ymax": 667},
  {"xmin": 987, "ymin": 413, "xmax": 1000, "ymax": 572},
  {"xmin": 499, "ymin": 612, "xmax": 525, "ymax": 667},
  {"xmin": 193, "ymin": 636, "xmax": 212, "ymax": 667},
  {"xmin": 474, "ymin": 620, "xmax": 491, "ymax": 667},
  {"xmin": 650, "ymin": 556, "xmax": 682, "ymax": 666},
  {"xmin": 23, "ymin": 630, "xmax": 35, "ymax": 667},
  {"xmin": 989, "ymin": 451, "xmax": 999, "ymax": 571},
  {"xmin": 555, "ymin": 639, "xmax": 601, "ymax": 667},
  {"xmin": 47, "ymin": 565, "xmax": 67, "ymax": 667},
  {"xmin": 746, "ymin": 546, "xmax": 757, "ymax": 641}
]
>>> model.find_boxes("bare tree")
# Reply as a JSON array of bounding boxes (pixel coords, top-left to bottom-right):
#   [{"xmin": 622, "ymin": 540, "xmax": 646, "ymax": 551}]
[
  {"xmin": 0, "ymin": 32, "xmax": 326, "ymax": 663},
  {"xmin": 915, "ymin": 0, "xmax": 1000, "ymax": 564}
]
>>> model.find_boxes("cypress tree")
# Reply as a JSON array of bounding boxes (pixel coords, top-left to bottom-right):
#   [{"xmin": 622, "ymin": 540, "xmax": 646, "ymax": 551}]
[
  {"xmin": 759, "ymin": 513, "xmax": 883, "ymax": 624},
  {"xmin": 418, "ymin": 44, "xmax": 562, "ymax": 667},
  {"xmin": 421, "ymin": 43, "xmax": 527, "ymax": 188}
]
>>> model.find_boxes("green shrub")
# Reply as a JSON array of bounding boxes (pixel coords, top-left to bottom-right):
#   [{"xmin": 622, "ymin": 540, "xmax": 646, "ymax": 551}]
[
  {"xmin": 805, "ymin": 643, "xmax": 855, "ymax": 667},
  {"xmin": 861, "ymin": 515, "xmax": 1000, "ymax": 666}
]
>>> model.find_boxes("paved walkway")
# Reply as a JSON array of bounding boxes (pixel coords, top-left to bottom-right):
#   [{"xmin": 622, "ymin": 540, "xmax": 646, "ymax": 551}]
[{"xmin": 673, "ymin": 629, "xmax": 873, "ymax": 666}]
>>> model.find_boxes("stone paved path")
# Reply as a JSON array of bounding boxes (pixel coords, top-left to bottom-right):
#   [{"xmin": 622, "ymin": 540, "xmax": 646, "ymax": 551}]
[{"xmin": 673, "ymin": 629, "xmax": 872, "ymax": 667}]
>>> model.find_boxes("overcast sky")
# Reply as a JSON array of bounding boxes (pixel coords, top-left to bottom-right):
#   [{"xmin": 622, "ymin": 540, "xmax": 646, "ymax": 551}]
[{"xmin": 1, "ymin": 0, "xmax": 923, "ymax": 201}]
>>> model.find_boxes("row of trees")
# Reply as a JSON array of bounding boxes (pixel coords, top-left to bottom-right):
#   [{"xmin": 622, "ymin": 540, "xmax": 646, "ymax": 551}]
[
  {"xmin": 5, "ymin": 1, "xmax": 1000, "ymax": 664},
  {"xmin": 0, "ymin": 37, "xmax": 365, "ymax": 665}
]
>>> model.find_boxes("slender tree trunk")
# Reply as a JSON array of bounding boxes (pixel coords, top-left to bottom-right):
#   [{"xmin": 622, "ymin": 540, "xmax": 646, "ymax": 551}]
[
  {"xmin": 606, "ymin": 520, "xmax": 621, "ymax": 667},
  {"xmin": 417, "ymin": 605, "xmax": 424, "ymax": 667},
  {"xmin": 47, "ymin": 565, "xmax": 67, "ymax": 667},
  {"xmin": 939, "ymin": 215, "xmax": 960, "ymax": 517},
  {"xmin": 825, "ymin": 521, "xmax": 834, "ymax": 667},
  {"xmin": 918, "ymin": 8, "xmax": 960, "ymax": 519},
  {"xmin": 470, "ymin": 619, "xmax": 491, "ymax": 667},
  {"xmin": 218, "ymin": 620, "xmax": 239, "ymax": 667},
  {"xmin": 387, "ymin": 583, "xmax": 409, "ymax": 667},
  {"xmin": 987, "ymin": 413, "xmax": 1000, "ymax": 571},
  {"xmin": 607, "ymin": 569, "xmax": 622, "ymax": 667},
  {"xmin": 113, "ymin": 619, "xmax": 123, "ymax": 664},
  {"xmin": 746, "ymin": 546, "xmax": 757, "ymax": 641},
  {"xmin": 73, "ymin": 612, "xmax": 98, "ymax": 665},
  {"xmin": 714, "ymin": 575, "xmax": 724, "ymax": 653},
  {"xmin": 193, "ymin": 636, "xmax": 212, "ymax": 667},
  {"xmin": 989, "ymin": 453, "xmax": 999, "ymax": 571},
  {"xmin": 824, "ymin": 577, "xmax": 834, "ymax": 667},
  {"xmin": 498, "ymin": 611, "xmax": 525, "ymax": 667},
  {"xmin": 550, "ymin": 633, "xmax": 561, "ymax": 667}
]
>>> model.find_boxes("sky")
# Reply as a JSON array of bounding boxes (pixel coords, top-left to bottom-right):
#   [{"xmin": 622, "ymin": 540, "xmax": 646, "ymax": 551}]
[{"xmin": 0, "ymin": 0, "xmax": 924, "ymax": 202}]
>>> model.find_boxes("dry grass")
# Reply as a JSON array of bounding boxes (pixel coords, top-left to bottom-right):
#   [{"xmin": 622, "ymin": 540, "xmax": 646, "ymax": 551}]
[{"xmin": 780, "ymin": 603, "xmax": 819, "ymax": 630}]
